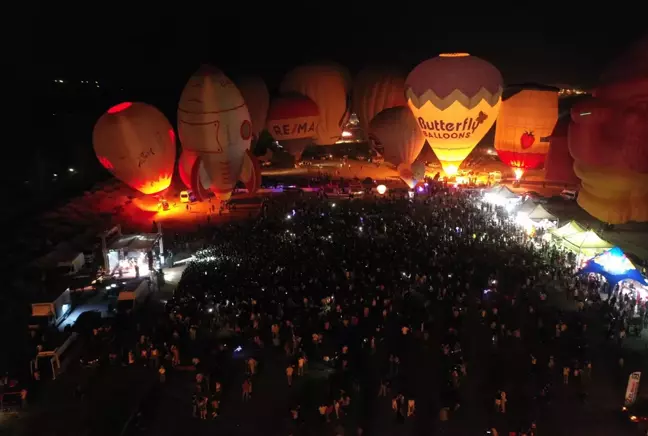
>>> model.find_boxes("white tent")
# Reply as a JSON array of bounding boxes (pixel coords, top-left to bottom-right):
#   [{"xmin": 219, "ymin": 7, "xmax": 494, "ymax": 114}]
[
  {"xmin": 498, "ymin": 186, "xmax": 519, "ymax": 199},
  {"xmin": 516, "ymin": 198, "xmax": 537, "ymax": 215},
  {"xmin": 527, "ymin": 204, "xmax": 557, "ymax": 221}
]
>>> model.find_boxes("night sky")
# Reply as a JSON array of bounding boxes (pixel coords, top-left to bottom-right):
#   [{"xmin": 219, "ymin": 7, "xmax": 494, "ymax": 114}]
[{"xmin": 36, "ymin": 11, "xmax": 646, "ymax": 90}]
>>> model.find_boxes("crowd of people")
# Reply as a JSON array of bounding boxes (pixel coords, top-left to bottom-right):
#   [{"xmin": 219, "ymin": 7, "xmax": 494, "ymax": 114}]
[{"xmin": 126, "ymin": 183, "xmax": 640, "ymax": 436}]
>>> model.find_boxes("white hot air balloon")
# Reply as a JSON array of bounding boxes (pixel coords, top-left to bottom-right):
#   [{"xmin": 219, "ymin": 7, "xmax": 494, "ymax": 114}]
[{"xmin": 177, "ymin": 66, "xmax": 252, "ymax": 200}]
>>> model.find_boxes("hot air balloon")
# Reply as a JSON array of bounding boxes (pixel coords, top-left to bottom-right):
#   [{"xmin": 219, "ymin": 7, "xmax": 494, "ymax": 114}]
[
  {"xmin": 544, "ymin": 116, "xmax": 579, "ymax": 184},
  {"xmin": 266, "ymin": 94, "xmax": 319, "ymax": 162},
  {"xmin": 178, "ymin": 149, "xmax": 212, "ymax": 197},
  {"xmin": 494, "ymin": 85, "xmax": 559, "ymax": 180},
  {"xmin": 405, "ymin": 53, "xmax": 503, "ymax": 176},
  {"xmin": 369, "ymin": 106, "xmax": 426, "ymax": 188},
  {"xmin": 93, "ymin": 102, "xmax": 176, "ymax": 195},
  {"xmin": 568, "ymin": 36, "xmax": 648, "ymax": 224},
  {"xmin": 236, "ymin": 76, "xmax": 270, "ymax": 143},
  {"xmin": 352, "ymin": 67, "xmax": 407, "ymax": 136},
  {"xmin": 177, "ymin": 66, "xmax": 251, "ymax": 201},
  {"xmin": 280, "ymin": 63, "xmax": 351, "ymax": 145},
  {"xmin": 239, "ymin": 149, "xmax": 262, "ymax": 194}
]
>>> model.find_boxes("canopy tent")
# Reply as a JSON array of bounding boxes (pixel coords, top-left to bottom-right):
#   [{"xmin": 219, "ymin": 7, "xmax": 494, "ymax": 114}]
[
  {"xmin": 516, "ymin": 198, "xmax": 537, "ymax": 215},
  {"xmin": 549, "ymin": 220, "xmax": 586, "ymax": 238},
  {"xmin": 580, "ymin": 247, "xmax": 648, "ymax": 286},
  {"xmin": 560, "ymin": 230, "xmax": 613, "ymax": 258},
  {"xmin": 527, "ymin": 205, "xmax": 557, "ymax": 222},
  {"xmin": 497, "ymin": 186, "xmax": 520, "ymax": 199}
]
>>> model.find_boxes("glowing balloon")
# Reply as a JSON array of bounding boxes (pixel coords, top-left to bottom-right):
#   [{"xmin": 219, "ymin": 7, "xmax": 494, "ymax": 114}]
[
  {"xmin": 569, "ymin": 37, "xmax": 648, "ymax": 224},
  {"xmin": 280, "ymin": 63, "xmax": 351, "ymax": 145},
  {"xmin": 179, "ymin": 150, "xmax": 212, "ymax": 196},
  {"xmin": 177, "ymin": 66, "xmax": 251, "ymax": 201},
  {"xmin": 544, "ymin": 117, "xmax": 579, "ymax": 184},
  {"xmin": 494, "ymin": 85, "xmax": 559, "ymax": 180},
  {"xmin": 352, "ymin": 67, "xmax": 406, "ymax": 135},
  {"xmin": 236, "ymin": 76, "xmax": 270, "ymax": 142},
  {"xmin": 369, "ymin": 106, "xmax": 426, "ymax": 188},
  {"xmin": 266, "ymin": 94, "xmax": 319, "ymax": 161},
  {"xmin": 405, "ymin": 53, "xmax": 503, "ymax": 175},
  {"xmin": 239, "ymin": 150, "xmax": 262, "ymax": 194},
  {"xmin": 93, "ymin": 102, "xmax": 176, "ymax": 195}
]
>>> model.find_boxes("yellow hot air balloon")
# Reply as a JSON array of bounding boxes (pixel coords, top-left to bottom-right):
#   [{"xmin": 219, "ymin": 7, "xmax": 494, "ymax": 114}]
[
  {"xmin": 369, "ymin": 106, "xmax": 426, "ymax": 188},
  {"xmin": 352, "ymin": 67, "xmax": 406, "ymax": 135},
  {"xmin": 236, "ymin": 76, "xmax": 270, "ymax": 143},
  {"xmin": 405, "ymin": 53, "xmax": 503, "ymax": 176},
  {"xmin": 280, "ymin": 63, "xmax": 351, "ymax": 145},
  {"xmin": 494, "ymin": 85, "xmax": 559, "ymax": 180}
]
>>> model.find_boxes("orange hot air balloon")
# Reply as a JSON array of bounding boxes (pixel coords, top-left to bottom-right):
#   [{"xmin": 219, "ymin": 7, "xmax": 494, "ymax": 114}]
[
  {"xmin": 569, "ymin": 36, "xmax": 648, "ymax": 224},
  {"xmin": 280, "ymin": 63, "xmax": 351, "ymax": 145},
  {"xmin": 352, "ymin": 67, "xmax": 406, "ymax": 135},
  {"xmin": 93, "ymin": 102, "xmax": 176, "ymax": 195},
  {"xmin": 494, "ymin": 85, "xmax": 559, "ymax": 180},
  {"xmin": 177, "ymin": 66, "xmax": 252, "ymax": 201},
  {"xmin": 236, "ymin": 76, "xmax": 270, "ymax": 142},
  {"xmin": 544, "ymin": 116, "xmax": 579, "ymax": 184},
  {"xmin": 239, "ymin": 149, "xmax": 262, "ymax": 194},
  {"xmin": 369, "ymin": 106, "xmax": 426, "ymax": 188},
  {"xmin": 406, "ymin": 53, "xmax": 503, "ymax": 176},
  {"xmin": 266, "ymin": 94, "xmax": 319, "ymax": 162}
]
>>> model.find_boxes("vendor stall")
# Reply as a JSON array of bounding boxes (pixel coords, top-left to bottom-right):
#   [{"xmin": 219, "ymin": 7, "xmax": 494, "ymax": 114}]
[
  {"xmin": 548, "ymin": 220, "xmax": 586, "ymax": 240},
  {"xmin": 560, "ymin": 230, "xmax": 613, "ymax": 263},
  {"xmin": 581, "ymin": 247, "xmax": 648, "ymax": 287},
  {"xmin": 483, "ymin": 185, "xmax": 521, "ymax": 211}
]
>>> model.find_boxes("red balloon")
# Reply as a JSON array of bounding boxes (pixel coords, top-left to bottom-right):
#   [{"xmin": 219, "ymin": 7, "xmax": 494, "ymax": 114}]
[{"xmin": 544, "ymin": 117, "xmax": 579, "ymax": 184}]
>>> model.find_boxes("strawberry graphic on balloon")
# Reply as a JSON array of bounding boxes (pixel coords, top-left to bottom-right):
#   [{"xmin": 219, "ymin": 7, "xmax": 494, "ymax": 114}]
[{"xmin": 520, "ymin": 131, "xmax": 535, "ymax": 149}]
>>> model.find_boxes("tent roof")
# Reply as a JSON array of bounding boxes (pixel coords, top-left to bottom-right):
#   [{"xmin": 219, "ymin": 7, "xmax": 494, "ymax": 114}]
[
  {"xmin": 528, "ymin": 204, "xmax": 557, "ymax": 221},
  {"xmin": 580, "ymin": 246, "xmax": 647, "ymax": 285},
  {"xmin": 517, "ymin": 198, "xmax": 537, "ymax": 214},
  {"xmin": 550, "ymin": 220, "xmax": 586, "ymax": 238},
  {"xmin": 561, "ymin": 230, "xmax": 613, "ymax": 251},
  {"xmin": 498, "ymin": 186, "xmax": 519, "ymax": 199}
]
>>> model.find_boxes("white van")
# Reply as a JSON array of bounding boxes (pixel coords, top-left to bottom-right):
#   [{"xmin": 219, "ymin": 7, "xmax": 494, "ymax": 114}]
[
  {"xmin": 560, "ymin": 189, "xmax": 578, "ymax": 201},
  {"xmin": 180, "ymin": 190, "xmax": 195, "ymax": 203}
]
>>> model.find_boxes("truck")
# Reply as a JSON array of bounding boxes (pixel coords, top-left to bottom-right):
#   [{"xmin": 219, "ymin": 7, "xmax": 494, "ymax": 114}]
[{"xmin": 116, "ymin": 279, "xmax": 151, "ymax": 312}]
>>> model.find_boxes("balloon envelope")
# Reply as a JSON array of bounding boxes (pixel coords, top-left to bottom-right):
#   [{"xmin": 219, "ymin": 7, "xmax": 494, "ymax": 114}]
[
  {"xmin": 267, "ymin": 94, "xmax": 319, "ymax": 161},
  {"xmin": 280, "ymin": 63, "xmax": 351, "ymax": 145},
  {"xmin": 236, "ymin": 76, "xmax": 270, "ymax": 141},
  {"xmin": 494, "ymin": 85, "xmax": 559, "ymax": 178},
  {"xmin": 352, "ymin": 67, "xmax": 406, "ymax": 135},
  {"xmin": 568, "ymin": 40, "xmax": 648, "ymax": 224},
  {"xmin": 369, "ymin": 106, "xmax": 425, "ymax": 167},
  {"xmin": 93, "ymin": 102, "xmax": 176, "ymax": 195},
  {"xmin": 544, "ymin": 117, "xmax": 579, "ymax": 184},
  {"xmin": 177, "ymin": 66, "xmax": 251, "ymax": 200},
  {"xmin": 406, "ymin": 53, "xmax": 503, "ymax": 175},
  {"xmin": 239, "ymin": 149, "xmax": 262, "ymax": 194}
]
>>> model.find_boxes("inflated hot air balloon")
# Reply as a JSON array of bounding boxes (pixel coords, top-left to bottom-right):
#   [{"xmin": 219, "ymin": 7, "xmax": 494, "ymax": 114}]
[
  {"xmin": 406, "ymin": 53, "xmax": 503, "ymax": 176},
  {"xmin": 544, "ymin": 116, "xmax": 579, "ymax": 184},
  {"xmin": 266, "ymin": 94, "xmax": 319, "ymax": 162},
  {"xmin": 494, "ymin": 85, "xmax": 559, "ymax": 180},
  {"xmin": 236, "ymin": 76, "xmax": 270, "ymax": 143},
  {"xmin": 239, "ymin": 149, "xmax": 262, "ymax": 194},
  {"xmin": 178, "ymin": 149, "xmax": 212, "ymax": 196},
  {"xmin": 93, "ymin": 102, "xmax": 176, "ymax": 195},
  {"xmin": 369, "ymin": 106, "xmax": 426, "ymax": 188},
  {"xmin": 569, "ymin": 36, "xmax": 648, "ymax": 224},
  {"xmin": 280, "ymin": 63, "xmax": 351, "ymax": 145},
  {"xmin": 177, "ymin": 66, "xmax": 252, "ymax": 201},
  {"xmin": 352, "ymin": 67, "xmax": 407, "ymax": 135}
]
